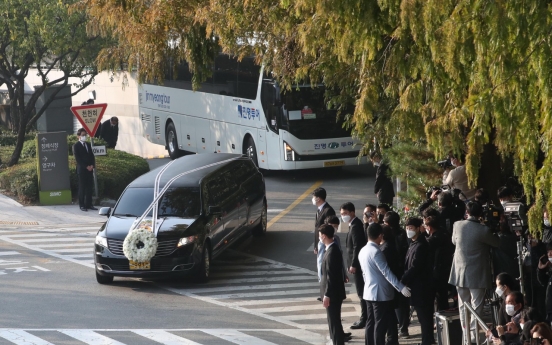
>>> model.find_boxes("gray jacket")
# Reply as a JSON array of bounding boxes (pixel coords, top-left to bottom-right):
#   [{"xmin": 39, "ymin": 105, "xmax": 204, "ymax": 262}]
[{"xmin": 448, "ymin": 218, "xmax": 500, "ymax": 289}]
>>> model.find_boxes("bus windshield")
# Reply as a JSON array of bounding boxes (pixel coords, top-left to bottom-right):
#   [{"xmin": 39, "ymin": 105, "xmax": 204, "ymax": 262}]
[{"xmin": 280, "ymin": 86, "xmax": 351, "ymax": 140}]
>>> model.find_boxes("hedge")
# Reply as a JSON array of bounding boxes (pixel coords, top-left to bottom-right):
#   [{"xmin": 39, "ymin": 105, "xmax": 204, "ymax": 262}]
[{"xmin": 0, "ymin": 138, "xmax": 150, "ymax": 204}]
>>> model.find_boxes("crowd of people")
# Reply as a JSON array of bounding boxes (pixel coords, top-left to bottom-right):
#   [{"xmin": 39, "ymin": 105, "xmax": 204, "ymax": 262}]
[{"xmin": 313, "ymin": 183, "xmax": 552, "ymax": 345}]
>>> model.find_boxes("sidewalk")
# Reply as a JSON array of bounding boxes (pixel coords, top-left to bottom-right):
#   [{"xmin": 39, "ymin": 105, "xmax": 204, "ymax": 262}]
[{"xmin": 0, "ymin": 193, "xmax": 105, "ymax": 228}]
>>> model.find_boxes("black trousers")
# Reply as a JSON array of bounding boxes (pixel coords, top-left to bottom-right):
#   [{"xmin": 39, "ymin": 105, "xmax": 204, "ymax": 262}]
[
  {"xmin": 414, "ymin": 304, "xmax": 435, "ymax": 345},
  {"xmin": 354, "ymin": 271, "xmax": 367, "ymax": 322},
  {"xmin": 385, "ymin": 310, "xmax": 399, "ymax": 345},
  {"xmin": 435, "ymin": 282, "xmax": 449, "ymax": 311},
  {"xmin": 365, "ymin": 300, "xmax": 392, "ymax": 345},
  {"xmin": 395, "ymin": 294, "xmax": 410, "ymax": 334},
  {"xmin": 78, "ymin": 171, "xmax": 94, "ymax": 208},
  {"xmin": 327, "ymin": 298, "xmax": 345, "ymax": 345}
]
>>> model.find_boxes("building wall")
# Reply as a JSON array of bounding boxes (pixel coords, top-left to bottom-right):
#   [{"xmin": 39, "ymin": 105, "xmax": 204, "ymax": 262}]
[{"xmin": 0, "ymin": 70, "xmax": 167, "ymax": 158}]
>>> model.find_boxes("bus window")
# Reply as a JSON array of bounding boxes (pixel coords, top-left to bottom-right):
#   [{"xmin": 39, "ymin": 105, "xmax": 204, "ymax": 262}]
[
  {"xmin": 261, "ymin": 81, "xmax": 281, "ymax": 133},
  {"xmin": 281, "ymin": 86, "xmax": 351, "ymax": 140}
]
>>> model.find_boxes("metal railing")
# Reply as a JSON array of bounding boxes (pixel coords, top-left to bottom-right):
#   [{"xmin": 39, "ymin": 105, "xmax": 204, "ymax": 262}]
[{"xmin": 463, "ymin": 303, "xmax": 490, "ymax": 345}]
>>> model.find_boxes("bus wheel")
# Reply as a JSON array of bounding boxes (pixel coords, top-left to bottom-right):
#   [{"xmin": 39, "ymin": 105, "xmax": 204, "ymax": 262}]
[
  {"xmin": 166, "ymin": 122, "xmax": 182, "ymax": 160},
  {"xmin": 245, "ymin": 137, "xmax": 258, "ymax": 167}
]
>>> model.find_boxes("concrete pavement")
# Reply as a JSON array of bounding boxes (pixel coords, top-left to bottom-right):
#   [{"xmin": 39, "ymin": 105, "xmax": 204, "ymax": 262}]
[{"xmin": 0, "ymin": 193, "xmax": 105, "ymax": 227}]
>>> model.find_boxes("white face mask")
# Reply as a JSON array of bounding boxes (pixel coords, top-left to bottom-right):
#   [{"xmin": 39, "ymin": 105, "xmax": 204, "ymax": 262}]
[
  {"xmin": 500, "ymin": 201, "xmax": 507, "ymax": 207},
  {"xmin": 373, "ymin": 162, "xmax": 380, "ymax": 167},
  {"xmin": 519, "ymin": 323, "xmax": 524, "ymax": 330},
  {"xmin": 495, "ymin": 286, "xmax": 504, "ymax": 297},
  {"xmin": 79, "ymin": 135, "xmax": 87, "ymax": 142},
  {"xmin": 549, "ymin": 257, "xmax": 552, "ymax": 264},
  {"xmin": 425, "ymin": 229, "xmax": 430, "ymax": 234},
  {"xmin": 545, "ymin": 218, "xmax": 551, "ymax": 227},
  {"xmin": 341, "ymin": 215, "xmax": 351, "ymax": 223},
  {"xmin": 407, "ymin": 230, "xmax": 417, "ymax": 239},
  {"xmin": 505, "ymin": 304, "xmax": 516, "ymax": 316},
  {"xmin": 312, "ymin": 197, "xmax": 317, "ymax": 206}
]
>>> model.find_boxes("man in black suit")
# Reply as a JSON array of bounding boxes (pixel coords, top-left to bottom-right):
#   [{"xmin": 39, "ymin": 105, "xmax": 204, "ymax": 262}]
[
  {"xmin": 319, "ymin": 224, "xmax": 350, "ymax": 344},
  {"xmin": 73, "ymin": 128, "xmax": 97, "ymax": 212},
  {"xmin": 370, "ymin": 151, "xmax": 395, "ymax": 206},
  {"xmin": 342, "ymin": 202, "xmax": 368, "ymax": 329},
  {"xmin": 401, "ymin": 217, "xmax": 434, "ymax": 345},
  {"xmin": 313, "ymin": 187, "xmax": 336, "ymax": 281},
  {"xmin": 98, "ymin": 116, "xmax": 119, "ymax": 148}
]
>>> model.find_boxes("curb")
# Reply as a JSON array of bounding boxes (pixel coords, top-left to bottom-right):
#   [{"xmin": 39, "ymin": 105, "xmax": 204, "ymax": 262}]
[{"xmin": 145, "ymin": 155, "xmax": 170, "ymax": 159}]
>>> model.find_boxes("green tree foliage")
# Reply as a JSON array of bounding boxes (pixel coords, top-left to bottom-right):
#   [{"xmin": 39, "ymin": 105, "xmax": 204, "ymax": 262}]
[
  {"xmin": 0, "ymin": 0, "xmax": 110, "ymax": 166},
  {"xmin": 82, "ymin": 0, "xmax": 552, "ymax": 235}
]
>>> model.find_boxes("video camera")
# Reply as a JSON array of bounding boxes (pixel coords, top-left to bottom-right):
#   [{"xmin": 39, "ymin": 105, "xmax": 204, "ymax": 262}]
[
  {"xmin": 426, "ymin": 185, "xmax": 463, "ymax": 200},
  {"xmin": 437, "ymin": 158, "xmax": 454, "ymax": 170},
  {"xmin": 481, "ymin": 202, "xmax": 501, "ymax": 232},
  {"xmin": 502, "ymin": 202, "xmax": 528, "ymax": 234}
]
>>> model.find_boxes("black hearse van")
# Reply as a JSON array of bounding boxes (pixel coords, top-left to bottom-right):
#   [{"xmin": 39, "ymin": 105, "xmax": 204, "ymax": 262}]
[{"xmin": 94, "ymin": 153, "xmax": 266, "ymax": 284}]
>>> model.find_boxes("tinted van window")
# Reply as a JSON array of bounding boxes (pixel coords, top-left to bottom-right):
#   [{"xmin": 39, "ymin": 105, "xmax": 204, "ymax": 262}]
[{"xmin": 113, "ymin": 187, "xmax": 201, "ymax": 218}]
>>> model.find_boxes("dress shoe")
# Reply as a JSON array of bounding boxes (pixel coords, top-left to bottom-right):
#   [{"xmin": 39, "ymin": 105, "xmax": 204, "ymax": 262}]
[
  {"xmin": 88, "ymin": 206, "xmax": 98, "ymax": 211},
  {"xmin": 343, "ymin": 332, "xmax": 351, "ymax": 337},
  {"xmin": 80, "ymin": 207, "xmax": 88, "ymax": 211},
  {"xmin": 399, "ymin": 332, "xmax": 410, "ymax": 339},
  {"xmin": 344, "ymin": 335, "xmax": 353, "ymax": 342},
  {"xmin": 350, "ymin": 320, "xmax": 366, "ymax": 329},
  {"xmin": 317, "ymin": 297, "xmax": 322, "ymax": 301}
]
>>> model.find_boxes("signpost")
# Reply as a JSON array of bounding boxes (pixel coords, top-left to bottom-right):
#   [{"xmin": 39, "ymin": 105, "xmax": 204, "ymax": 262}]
[
  {"xmin": 70, "ymin": 103, "xmax": 108, "ymax": 199},
  {"xmin": 69, "ymin": 103, "xmax": 108, "ymax": 137},
  {"xmin": 37, "ymin": 132, "xmax": 71, "ymax": 205}
]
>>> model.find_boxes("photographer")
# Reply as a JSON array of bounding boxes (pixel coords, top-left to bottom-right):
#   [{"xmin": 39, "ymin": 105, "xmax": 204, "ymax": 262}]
[
  {"xmin": 537, "ymin": 243, "xmax": 552, "ymax": 323},
  {"xmin": 443, "ymin": 152, "xmax": 477, "ymax": 201},
  {"xmin": 419, "ymin": 190, "xmax": 465, "ymax": 236}
]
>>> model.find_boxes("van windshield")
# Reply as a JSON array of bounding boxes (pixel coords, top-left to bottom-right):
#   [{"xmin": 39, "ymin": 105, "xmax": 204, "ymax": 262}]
[{"xmin": 113, "ymin": 187, "xmax": 201, "ymax": 218}]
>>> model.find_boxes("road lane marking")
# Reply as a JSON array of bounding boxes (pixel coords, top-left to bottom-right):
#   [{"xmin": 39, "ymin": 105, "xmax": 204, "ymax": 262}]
[
  {"xmin": 182, "ymin": 282, "xmax": 319, "ymax": 294},
  {"xmin": 0, "ymin": 330, "xmax": 55, "ymax": 345},
  {"xmin": 60, "ymin": 330, "xmax": 126, "ymax": 345},
  {"xmin": 0, "ymin": 251, "xmax": 20, "ymax": 256},
  {"xmin": 131, "ymin": 330, "xmax": 202, "ymax": 345},
  {"xmin": 267, "ymin": 180, "xmax": 323, "ymax": 229},
  {"xmin": 201, "ymin": 329, "xmax": 278, "ymax": 345},
  {"xmin": 205, "ymin": 275, "xmax": 317, "ymax": 284}
]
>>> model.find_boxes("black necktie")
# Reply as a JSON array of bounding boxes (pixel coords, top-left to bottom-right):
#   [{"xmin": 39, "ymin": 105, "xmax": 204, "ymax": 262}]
[{"xmin": 83, "ymin": 142, "xmax": 88, "ymax": 152}]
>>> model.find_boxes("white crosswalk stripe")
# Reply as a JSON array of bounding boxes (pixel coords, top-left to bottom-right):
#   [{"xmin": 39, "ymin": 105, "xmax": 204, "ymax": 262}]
[
  {"xmin": 0, "ymin": 229, "xmax": 358, "ymax": 335},
  {"xmin": 161, "ymin": 250, "xmax": 360, "ymax": 331},
  {"xmin": 0, "ymin": 227, "xmax": 96, "ymax": 268},
  {"xmin": 0, "ymin": 329, "xmax": 326, "ymax": 345}
]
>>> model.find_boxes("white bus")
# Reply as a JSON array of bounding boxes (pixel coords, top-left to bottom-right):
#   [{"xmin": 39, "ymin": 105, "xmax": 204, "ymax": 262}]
[{"xmin": 138, "ymin": 54, "xmax": 366, "ymax": 169}]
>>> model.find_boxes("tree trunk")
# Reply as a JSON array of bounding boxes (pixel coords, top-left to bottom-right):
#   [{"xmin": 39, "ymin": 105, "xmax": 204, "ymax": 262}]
[
  {"xmin": 7, "ymin": 110, "xmax": 27, "ymax": 167},
  {"xmin": 477, "ymin": 142, "xmax": 502, "ymax": 204}
]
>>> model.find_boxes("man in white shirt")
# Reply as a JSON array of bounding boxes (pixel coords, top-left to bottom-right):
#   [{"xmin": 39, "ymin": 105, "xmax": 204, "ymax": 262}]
[
  {"xmin": 359, "ymin": 223, "xmax": 411, "ymax": 345},
  {"xmin": 444, "ymin": 153, "xmax": 476, "ymax": 201}
]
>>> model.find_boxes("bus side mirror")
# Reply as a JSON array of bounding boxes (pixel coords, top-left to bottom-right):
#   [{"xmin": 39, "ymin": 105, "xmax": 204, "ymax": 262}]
[{"xmin": 209, "ymin": 206, "xmax": 222, "ymax": 216}]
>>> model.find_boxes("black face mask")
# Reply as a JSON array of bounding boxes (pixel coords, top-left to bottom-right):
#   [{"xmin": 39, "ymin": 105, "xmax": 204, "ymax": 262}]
[{"xmin": 378, "ymin": 214, "xmax": 384, "ymax": 223}]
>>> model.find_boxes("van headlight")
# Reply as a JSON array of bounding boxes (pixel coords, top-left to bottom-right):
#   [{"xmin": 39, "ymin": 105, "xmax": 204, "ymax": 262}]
[
  {"xmin": 95, "ymin": 235, "xmax": 108, "ymax": 248},
  {"xmin": 283, "ymin": 141, "xmax": 296, "ymax": 161},
  {"xmin": 178, "ymin": 236, "xmax": 197, "ymax": 247}
]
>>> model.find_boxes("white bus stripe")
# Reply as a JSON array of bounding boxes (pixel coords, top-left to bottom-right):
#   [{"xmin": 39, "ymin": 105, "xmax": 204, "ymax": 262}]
[
  {"xmin": 131, "ymin": 330, "xmax": 202, "ymax": 345},
  {"xmin": 0, "ymin": 330, "xmax": 55, "ymax": 345},
  {"xmin": 201, "ymin": 329, "xmax": 278, "ymax": 345},
  {"xmin": 60, "ymin": 330, "xmax": 126, "ymax": 345}
]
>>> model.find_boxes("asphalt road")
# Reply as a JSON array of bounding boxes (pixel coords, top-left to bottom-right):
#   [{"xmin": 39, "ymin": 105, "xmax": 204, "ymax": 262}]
[{"xmin": 0, "ymin": 160, "xmax": 385, "ymax": 345}]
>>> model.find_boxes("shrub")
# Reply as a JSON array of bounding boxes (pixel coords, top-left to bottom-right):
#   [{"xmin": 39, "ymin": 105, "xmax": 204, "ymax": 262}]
[
  {"xmin": 21, "ymin": 139, "xmax": 37, "ymax": 159},
  {"xmin": 0, "ymin": 145, "xmax": 149, "ymax": 204},
  {"xmin": 0, "ymin": 132, "xmax": 35, "ymax": 146}
]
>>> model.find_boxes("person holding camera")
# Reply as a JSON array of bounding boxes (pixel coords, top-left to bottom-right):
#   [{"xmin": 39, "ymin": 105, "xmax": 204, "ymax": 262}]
[
  {"xmin": 443, "ymin": 153, "xmax": 476, "ymax": 201},
  {"xmin": 531, "ymin": 323, "xmax": 552, "ymax": 345},
  {"xmin": 449, "ymin": 202, "xmax": 500, "ymax": 345},
  {"xmin": 370, "ymin": 151, "xmax": 395, "ymax": 206},
  {"xmin": 419, "ymin": 190, "xmax": 465, "ymax": 236},
  {"xmin": 537, "ymin": 243, "xmax": 552, "ymax": 324}
]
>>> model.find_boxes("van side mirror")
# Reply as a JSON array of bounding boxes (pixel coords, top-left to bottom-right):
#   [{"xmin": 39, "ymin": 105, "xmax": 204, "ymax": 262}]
[
  {"xmin": 209, "ymin": 206, "xmax": 222, "ymax": 215},
  {"xmin": 99, "ymin": 207, "xmax": 111, "ymax": 217}
]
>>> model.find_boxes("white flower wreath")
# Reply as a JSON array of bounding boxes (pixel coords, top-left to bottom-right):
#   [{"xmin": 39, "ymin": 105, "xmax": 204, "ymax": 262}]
[{"xmin": 123, "ymin": 229, "xmax": 158, "ymax": 263}]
